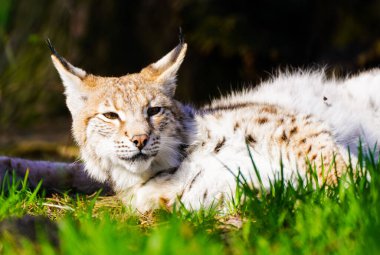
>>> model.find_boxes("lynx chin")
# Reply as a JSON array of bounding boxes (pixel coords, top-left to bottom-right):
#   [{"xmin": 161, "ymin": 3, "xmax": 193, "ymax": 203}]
[{"xmin": 49, "ymin": 39, "xmax": 379, "ymax": 212}]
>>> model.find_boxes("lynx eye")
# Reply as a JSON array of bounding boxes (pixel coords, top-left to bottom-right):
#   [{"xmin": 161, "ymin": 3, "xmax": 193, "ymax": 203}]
[
  {"xmin": 103, "ymin": 112, "xmax": 119, "ymax": 120},
  {"xmin": 147, "ymin": 107, "xmax": 162, "ymax": 117}
]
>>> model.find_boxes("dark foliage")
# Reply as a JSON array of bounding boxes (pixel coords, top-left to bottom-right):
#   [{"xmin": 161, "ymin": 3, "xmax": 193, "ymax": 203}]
[{"xmin": 1, "ymin": 0, "xmax": 380, "ymax": 131}]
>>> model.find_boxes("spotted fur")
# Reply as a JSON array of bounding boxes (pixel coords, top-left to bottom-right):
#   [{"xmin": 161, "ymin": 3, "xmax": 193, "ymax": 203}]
[{"xmin": 51, "ymin": 41, "xmax": 380, "ymax": 213}]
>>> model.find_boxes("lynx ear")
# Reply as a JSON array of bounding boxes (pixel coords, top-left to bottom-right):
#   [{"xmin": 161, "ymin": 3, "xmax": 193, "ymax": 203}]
[
  {"xmin": 141, "ymin": 42, "xmax": 187, "ymax": 97},
  {"xmin": 47, "ymin": 39, "xmax": 88, "ymax": 115}
]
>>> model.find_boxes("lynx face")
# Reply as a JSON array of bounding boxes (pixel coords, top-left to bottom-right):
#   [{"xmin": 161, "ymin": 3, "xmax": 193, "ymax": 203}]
[
  {"xmin": 50, "ymin": 41, "xmax": 189, "ymax": 180},
  {"xmin": 81, "ymin": 76, "xmax": 181, "ymax": 174}
]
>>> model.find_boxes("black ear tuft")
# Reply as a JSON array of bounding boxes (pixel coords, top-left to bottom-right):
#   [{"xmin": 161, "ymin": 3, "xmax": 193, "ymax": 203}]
[
  {"xmin": 46, "ymin": 38, "xmax": 57, "ymax": 55},
  {"xmin": 178, "ymin": 27, "xmax": 185, "ymax": 45},
  {"xmin": 46, "ymin": 38, "xmax": 71, "ymax": 71}
]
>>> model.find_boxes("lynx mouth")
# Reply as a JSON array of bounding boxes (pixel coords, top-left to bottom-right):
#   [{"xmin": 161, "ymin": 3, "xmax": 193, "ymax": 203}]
[{"xmin": 119, "ymin": 153, "xmax": 151, "ymax": 162}]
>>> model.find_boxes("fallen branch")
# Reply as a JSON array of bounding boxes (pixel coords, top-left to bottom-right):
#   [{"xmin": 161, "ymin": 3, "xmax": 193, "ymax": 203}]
[{"xmin": 0, "ymin": 156, "xmax": 113, "ymax": 195}]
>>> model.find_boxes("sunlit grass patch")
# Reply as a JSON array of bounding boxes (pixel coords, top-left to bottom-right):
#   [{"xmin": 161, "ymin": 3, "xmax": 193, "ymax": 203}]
[{"xmin": 0, "ymin": 148, "xmax": 379, "ymax": 254}]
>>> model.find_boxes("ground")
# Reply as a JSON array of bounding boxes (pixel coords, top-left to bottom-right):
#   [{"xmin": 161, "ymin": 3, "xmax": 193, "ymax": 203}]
[{"xmin": 0, "ymin": 147, "xmax": 379, "ymax": 254}]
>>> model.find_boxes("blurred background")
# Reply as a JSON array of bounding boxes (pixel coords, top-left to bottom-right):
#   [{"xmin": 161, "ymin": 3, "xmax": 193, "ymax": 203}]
[{"xmin": 1, "ymin": 0, "xmax": 380, "ymax": 161}]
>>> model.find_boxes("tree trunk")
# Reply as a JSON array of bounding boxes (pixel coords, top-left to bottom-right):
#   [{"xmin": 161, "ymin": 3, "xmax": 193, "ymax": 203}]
[{"xmin": 0, "ymin": 156, "xmax": 113, "ymax": 195}]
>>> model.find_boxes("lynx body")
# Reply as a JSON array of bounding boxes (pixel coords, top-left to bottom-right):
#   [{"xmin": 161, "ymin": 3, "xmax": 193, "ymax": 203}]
[{"xmin": 50, "ymin": 40, "xmax": 379, "ymax": 212}]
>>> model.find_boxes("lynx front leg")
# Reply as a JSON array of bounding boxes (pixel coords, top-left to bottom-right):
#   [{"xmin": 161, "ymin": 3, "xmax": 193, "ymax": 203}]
[{"xmin": 122, "ymin": 173, "xmax": 184, "ymax": 213}]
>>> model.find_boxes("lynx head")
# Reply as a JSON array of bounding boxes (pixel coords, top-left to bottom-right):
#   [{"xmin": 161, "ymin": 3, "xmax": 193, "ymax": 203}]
[{"xmin": 49, "ymin": 39, "xmax": 190, "ymax": 185}]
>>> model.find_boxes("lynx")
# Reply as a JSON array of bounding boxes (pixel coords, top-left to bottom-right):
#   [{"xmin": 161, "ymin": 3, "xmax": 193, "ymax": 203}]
[{"xmin": 49, "ymin": 39, "xmax": 379, "ymax": 212}]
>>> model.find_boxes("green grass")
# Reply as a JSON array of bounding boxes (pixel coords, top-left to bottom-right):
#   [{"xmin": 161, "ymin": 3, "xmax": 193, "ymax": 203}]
[{"xmin": 0, "ymin": 150, "xmax": 380, "ymax": 254}]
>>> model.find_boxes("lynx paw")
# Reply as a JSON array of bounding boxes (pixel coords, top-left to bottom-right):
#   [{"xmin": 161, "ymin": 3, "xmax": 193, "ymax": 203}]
[{"xmin": 127, "ymin": 185, "xmax": 177, "ymax": 213}]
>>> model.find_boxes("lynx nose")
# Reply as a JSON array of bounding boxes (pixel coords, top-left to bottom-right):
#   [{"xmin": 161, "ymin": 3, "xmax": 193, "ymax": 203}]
[{"xmin": 131, "ymin": 134, "xmax": 149, "ymax": 150}]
